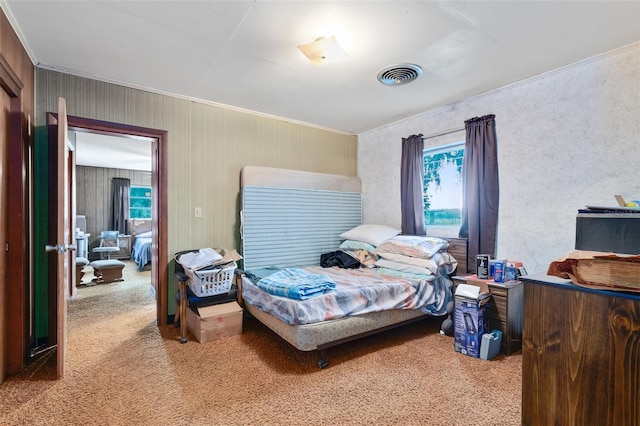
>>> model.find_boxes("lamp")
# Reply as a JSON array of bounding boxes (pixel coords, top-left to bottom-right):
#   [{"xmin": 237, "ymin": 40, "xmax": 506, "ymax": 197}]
[{"xmin": 297, "ymin": 36, "xmax": 347, "ymax": 64}]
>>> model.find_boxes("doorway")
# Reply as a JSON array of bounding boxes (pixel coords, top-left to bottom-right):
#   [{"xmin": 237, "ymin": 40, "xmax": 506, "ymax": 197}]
[
  {"xmin": 63, "ymin": 115, "xmax": 168, "ymax": 327},
  {"xmin": 72, "ymin": 130, "xmax": 153, "ymax": 295}
]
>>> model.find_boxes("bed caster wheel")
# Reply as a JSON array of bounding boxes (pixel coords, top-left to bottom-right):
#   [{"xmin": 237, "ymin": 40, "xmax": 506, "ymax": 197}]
[
  {"xmin": 318, "ymin": 359, "xmax": 328, "ymax": 369},
  {"xmin": 180, "ymin": 337, "xmax": 187, "ymax": 344}
]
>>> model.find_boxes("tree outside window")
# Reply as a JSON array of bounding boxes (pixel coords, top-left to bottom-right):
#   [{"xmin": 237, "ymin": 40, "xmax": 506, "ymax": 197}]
[
  {"xmin": 130, "ymin": 186, "xmax": 152, "ymax": 219},
  {"xmin": 423, "ymin": 142, "xmax": 464, "ymax": 228}
]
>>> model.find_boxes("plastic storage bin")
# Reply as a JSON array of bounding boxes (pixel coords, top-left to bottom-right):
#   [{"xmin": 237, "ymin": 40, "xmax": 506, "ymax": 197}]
[{"xmin": 184, "ymin": 261, "xmax": 236, "ymax": 297}]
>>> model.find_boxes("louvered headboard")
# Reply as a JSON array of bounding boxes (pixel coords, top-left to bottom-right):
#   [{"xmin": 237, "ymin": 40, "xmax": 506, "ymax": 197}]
[{"xmin": 240, "ymin": 166, "xmax": 362, "ymax": 270}]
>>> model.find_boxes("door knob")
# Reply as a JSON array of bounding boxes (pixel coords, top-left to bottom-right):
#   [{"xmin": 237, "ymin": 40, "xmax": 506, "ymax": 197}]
[{"xmin": 45, "ymin": 244, "xmax": 76, "ymax": 253}]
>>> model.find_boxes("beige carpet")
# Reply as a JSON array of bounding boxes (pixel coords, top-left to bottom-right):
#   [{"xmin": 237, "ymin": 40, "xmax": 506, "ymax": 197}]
[{"xmin": 0, "ymin": 262, "xmax": 522, "ymax": 425}]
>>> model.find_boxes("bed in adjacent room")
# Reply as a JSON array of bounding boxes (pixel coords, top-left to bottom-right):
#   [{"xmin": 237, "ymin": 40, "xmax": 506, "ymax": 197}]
[
  {"xmin": 239, "ymin": 166, "xmax": 467, "ymax": 368},
  {"xmin": 130, "ymin": 219, "xmax": 152, "ymax": 270}
]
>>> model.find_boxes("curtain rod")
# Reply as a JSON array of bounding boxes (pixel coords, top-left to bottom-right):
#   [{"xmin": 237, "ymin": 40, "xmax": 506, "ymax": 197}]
[{"xmin": 423, "ymin": 127, "xmax": 464, "ymax": 140}]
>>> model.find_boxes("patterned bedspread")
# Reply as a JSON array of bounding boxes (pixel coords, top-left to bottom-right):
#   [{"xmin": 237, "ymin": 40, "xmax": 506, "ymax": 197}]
[{"xmin": 242, "ymin": 266, "xmax": 452, "ymax": 325}]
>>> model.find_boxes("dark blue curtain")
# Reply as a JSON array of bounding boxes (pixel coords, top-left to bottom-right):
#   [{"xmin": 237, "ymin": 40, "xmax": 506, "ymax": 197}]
[
  {"xmin": 459, "ymin": 115, "xmax": 499, "ymax": 267},
  {"xmin": 400, "ymin": 134, "xmax": 426, "ymax": 235},
  {"xmin": 109, "ymin": 177, "xmax": 130, "ymax": 234}
]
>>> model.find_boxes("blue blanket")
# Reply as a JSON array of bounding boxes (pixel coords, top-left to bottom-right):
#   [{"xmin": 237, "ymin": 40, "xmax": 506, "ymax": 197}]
[
  {"xmin": 131, "ymin": 234, "xmax": 152, "ymax": 271},
  {"xmin": 254, "ymin": 267, "xmax": 336, "ymax": 300}
]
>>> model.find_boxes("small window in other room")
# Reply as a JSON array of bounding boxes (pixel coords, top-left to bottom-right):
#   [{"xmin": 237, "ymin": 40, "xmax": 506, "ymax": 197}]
[
  {"xmin": 423, "ymin": 142, "xmax": 464, "ymax": 237},
  {"xmin": 130, "ymin": 186, "xmax": 152, "ymax": 219}
]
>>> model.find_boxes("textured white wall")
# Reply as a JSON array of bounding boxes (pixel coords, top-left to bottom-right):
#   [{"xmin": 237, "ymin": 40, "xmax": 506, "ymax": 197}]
[{"xmin": 358, "ymin": 42, "xmax": 640, "ymax": 273}]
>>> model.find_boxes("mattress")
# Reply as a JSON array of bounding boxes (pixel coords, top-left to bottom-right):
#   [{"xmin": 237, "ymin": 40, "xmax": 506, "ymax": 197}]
[
  {"xmin": 243, "ymin": 289, "xmax": 429, "ymax": 352},
  {"xmin": 242, "ymin": 266, "xmax": 452, "ymax": 325}
]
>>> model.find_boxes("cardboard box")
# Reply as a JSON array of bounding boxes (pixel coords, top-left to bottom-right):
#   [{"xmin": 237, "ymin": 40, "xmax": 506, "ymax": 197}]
[
  {"xmin": 463, "ymin": 278, "xmax": 490, "ymax": 295},
  {"xmin": 186, "ymin": 301, "xmax": 243, "ymax": 343},
  {"xmin": 454, "ymin": 281, "xmax": 490, "ymax": 358}
]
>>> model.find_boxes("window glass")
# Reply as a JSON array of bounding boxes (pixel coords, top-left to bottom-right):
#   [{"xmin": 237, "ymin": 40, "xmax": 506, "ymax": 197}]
[
  {"xmin": 423, "ymin": 142, "xmax": 464, "ymax": 231},
  {"xmin": 130, "ymin": 186, "xmax": 152, "ymax": 219}
]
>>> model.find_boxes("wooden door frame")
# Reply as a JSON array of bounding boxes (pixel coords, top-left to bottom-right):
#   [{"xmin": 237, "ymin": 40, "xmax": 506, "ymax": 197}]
[
  {"xmin": 56, "ymin": 115, "xmax": 169, "ymax": 327},
  {"xmin": 2, "ymin": 52, "xmax": 28, "ymax": 376},
  {"xmin": 67, "ymin": 136, "xmax": 77, "ymax": 299}
]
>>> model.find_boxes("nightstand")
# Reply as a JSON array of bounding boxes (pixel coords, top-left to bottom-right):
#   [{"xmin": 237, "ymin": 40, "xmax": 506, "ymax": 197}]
[{"xmin": 452, "ymin": 275, "xmax": 523, "ymax": 355}]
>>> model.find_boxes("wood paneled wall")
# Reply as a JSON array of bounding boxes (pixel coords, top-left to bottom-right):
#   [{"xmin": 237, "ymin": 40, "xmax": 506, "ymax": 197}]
[
  {"xmin": 34, "ymin": 69, "xmax": 357, "ymax": 317},
  {"xmin": 76, "ymin": 165, "xmax": 150, "ymax": 255}
]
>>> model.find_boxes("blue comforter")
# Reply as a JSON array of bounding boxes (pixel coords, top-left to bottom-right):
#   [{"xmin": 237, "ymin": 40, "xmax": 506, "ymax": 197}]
[
  {"xmin": 131, "ymin": 232, "xmax": 152, "ymax": 271},
  {"xmin": 254, "ymin": 267, "xmax": 336, "ymax": 300}
]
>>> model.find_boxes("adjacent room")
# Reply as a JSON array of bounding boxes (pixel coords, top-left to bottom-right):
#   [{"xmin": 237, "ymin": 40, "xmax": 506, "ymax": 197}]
[
  {"xmin": 72, "ymin": 131, "xmax": 154, "ymax": 294},
  {"xmin": 0, "ymin": 2, "xmax": 638, "ymax": 425}
]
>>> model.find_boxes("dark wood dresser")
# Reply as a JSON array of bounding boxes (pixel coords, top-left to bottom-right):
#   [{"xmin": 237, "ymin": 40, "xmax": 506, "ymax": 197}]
[
  {"xmin": 444, "ymin": 237, "xmax": 468, "ymax": 274},
  {"xmin": 520, "ymin": 274, "xmax": 640, "ymax": 426}
]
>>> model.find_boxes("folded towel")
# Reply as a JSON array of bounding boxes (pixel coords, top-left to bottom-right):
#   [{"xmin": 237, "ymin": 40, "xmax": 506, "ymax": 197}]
[
  {"xmin": 256, "ymin": 267, "xmax": 336, "ymax": 300},
  {"xmin": 177, "ymin": 248, "xmax": 223, "ymax": 270}
]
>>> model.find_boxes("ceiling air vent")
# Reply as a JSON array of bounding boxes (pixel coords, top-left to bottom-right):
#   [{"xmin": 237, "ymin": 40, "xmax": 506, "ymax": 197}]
[{"xmin": 377, "ymin": 63, "xmax": 423, "ymax": 86}]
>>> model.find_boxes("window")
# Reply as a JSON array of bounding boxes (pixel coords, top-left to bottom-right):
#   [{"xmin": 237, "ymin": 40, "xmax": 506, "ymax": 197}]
[
  {"xmin": 423, "ymin": 142, "xmax": 464, "ymax": 232},
  {"xmin": 130, "ymin": 186, "xmax": 152, "ymax": 219}
]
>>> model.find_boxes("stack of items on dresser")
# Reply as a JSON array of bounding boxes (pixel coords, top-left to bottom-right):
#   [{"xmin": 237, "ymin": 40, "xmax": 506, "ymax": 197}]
[
  {"xmin": 550, "ymin": 195, "xmax": 640, "ymax": 293},
  {"xmin": 475, "ymin": 255, "xmax": 526, "ymax": 283},
  {"xmin": 176, "ymin": 248, "xmax": 243, "ymax": 343}
]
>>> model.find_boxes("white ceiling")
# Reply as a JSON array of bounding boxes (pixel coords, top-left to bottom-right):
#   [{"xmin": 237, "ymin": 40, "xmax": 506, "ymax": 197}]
[
  {"xmin": 3, "ymin": 1, "xmax": 640, "ymax": 136},
  {"xmin": 72, "ymin": 131, "xmax": 152, "ymax": 172}
]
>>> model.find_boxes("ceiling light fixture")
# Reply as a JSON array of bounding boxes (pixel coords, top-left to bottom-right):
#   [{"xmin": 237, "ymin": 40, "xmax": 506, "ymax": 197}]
[{"xmin": 297, "ymin": 36, "xmax": 347, "ymax": 64}]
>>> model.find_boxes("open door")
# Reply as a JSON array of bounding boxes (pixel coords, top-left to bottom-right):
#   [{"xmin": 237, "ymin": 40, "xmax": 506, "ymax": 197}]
[{"xmin": 45, "ymin": 97, "xmax": 74, "ymax": 379}]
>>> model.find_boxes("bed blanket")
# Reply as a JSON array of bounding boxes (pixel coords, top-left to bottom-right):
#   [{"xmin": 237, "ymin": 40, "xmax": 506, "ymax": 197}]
[
  {"xmin": 131, "ymin": 232, "xmax": 152, "ymax": 271},
  {"xmin": 255, "ymin": 267, "xmax": 336, "ymax": 300},
  {"xmin": 243, "ymin": 266, "xmax": 452, "ymax": 325}
]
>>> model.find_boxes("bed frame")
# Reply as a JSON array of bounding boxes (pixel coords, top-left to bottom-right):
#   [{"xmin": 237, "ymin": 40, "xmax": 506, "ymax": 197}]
[{"xmin": 240, "ymin": 166, "xmax": 467, "ymax": 368}]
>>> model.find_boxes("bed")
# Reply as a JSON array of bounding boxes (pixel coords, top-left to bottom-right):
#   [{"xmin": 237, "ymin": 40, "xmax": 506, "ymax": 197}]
[
  {"xmin": 130, "ymin": 219, "xmax": 152, "ymax": 270},
  {"xmin": 239, "ymin": 166, "xmax": 467, "ymax": 368}
]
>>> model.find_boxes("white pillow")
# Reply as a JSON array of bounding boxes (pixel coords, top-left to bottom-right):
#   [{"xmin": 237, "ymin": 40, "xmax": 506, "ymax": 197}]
[
  {"xmin": 377, "ymin": 252, "xmax": 440, "ymax": 274},
  {"xmin": 339, "ymin": 239, "xmax": 377, "ymax": 253},
  {"xmin": 374, "ymin": 235, "xmax": 449, "ymax": 259},
  {"xmin": 339, "ymin": 224, "xmax": 401, "ymax": 247},
  {"xmin": 375, "ymin": 259, "xmax": 435, "ymax": 278},
  {"xmin": 377, "ymin": 251, "xmax": 458, "ymax": 275}
]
